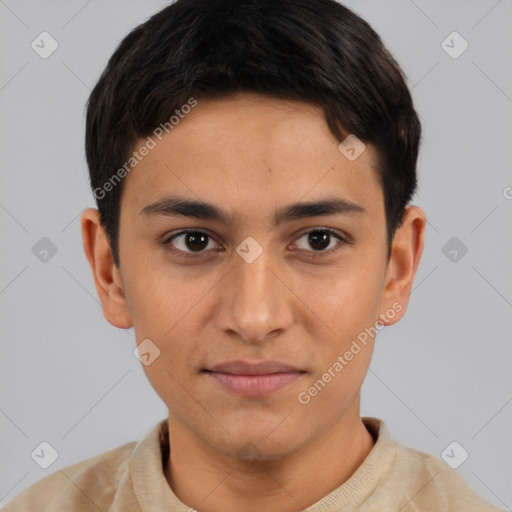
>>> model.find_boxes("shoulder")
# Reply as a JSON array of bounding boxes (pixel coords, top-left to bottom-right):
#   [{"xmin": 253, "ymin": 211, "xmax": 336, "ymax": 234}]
[
  {"xmin": 392, "ymin": 441, "xmax": 504, "ymax": 511},
  {"xmin": 2, "ymin": 440, "xmax": 137, "ymax": 512},
  {"xmin": 361, "ymin": 418, "xmax": 503, "ymax": 512}
]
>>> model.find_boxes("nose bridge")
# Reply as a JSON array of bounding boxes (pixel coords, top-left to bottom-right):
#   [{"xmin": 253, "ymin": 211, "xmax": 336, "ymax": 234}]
[
  {"xmin": 218, "ymin": 236, "xmax": 291, "ymax": 342},
  {"xmin": 236, "ymin": 240, "xmax": 273, "ymax": 299}
]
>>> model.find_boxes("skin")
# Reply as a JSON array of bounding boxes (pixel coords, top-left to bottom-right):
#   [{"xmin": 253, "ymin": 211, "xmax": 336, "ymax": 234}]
[{"xmin": 82, "ymin": 92, "xmax": 426, "ymax": 512}]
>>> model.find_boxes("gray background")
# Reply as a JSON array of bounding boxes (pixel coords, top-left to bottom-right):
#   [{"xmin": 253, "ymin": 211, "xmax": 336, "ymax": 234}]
[{"xmin": 0, "ymin": 0, "xmax": 511, "ymax": 508}]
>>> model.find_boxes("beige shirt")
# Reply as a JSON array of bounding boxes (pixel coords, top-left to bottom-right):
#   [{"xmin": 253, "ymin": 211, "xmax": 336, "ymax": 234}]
[{"xmin": 3, "ymin": 417, "xmax": 503, "ymax": 511}]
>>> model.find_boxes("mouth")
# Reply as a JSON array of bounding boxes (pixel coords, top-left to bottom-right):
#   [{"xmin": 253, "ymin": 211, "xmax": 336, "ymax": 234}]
[{"xmin": 202, "ymin": 360, "xmax": 306, "ymax": 397}]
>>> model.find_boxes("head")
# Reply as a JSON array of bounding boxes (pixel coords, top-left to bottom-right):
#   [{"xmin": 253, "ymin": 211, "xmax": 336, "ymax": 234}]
[{"xmin": 82, "ymin": 0, "xmax": 425, "ymax": 461}]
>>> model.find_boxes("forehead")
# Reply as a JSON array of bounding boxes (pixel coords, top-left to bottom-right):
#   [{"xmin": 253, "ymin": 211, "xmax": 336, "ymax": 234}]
[{"xmin": 120, "ymin": 93, "xmax": 384, "ymax": 224}]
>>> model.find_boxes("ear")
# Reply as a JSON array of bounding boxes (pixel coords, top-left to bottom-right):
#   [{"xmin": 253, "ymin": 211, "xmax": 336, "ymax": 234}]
[
  {"xmin": 378, "ymin": 205, "xmax": 426, "ymax": 326},
  {"xmin": 81, "ymin": 208, "xmax": 133, "ymax": 329}
]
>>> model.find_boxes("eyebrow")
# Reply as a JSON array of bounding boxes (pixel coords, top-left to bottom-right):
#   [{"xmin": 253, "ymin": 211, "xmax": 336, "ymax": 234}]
[{"xmin": 139, "ymin": 194, "xmax": 366, "ymax": 227}]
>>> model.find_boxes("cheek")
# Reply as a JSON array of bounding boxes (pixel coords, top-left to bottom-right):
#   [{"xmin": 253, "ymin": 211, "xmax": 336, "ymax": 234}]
[
  {"xmin": 290, "ymin": 258, "xmax": 384, "ymax": 337},
  {"xmin": 122, "ymin": 258, "xmax": 222, "ymax": 390},
  {"xmin": 295, "ymin": 341, "xmax": 373, "ymax": 438},
  {"xmin": 121, "ymin": 252, "xmax": 206, "ymax": 336}
]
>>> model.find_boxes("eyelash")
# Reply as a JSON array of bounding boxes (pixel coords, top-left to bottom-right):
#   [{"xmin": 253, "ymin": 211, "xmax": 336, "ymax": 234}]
[{"xmin": 161, "ymin": 228, "xmax": 348, "ymax": 260}]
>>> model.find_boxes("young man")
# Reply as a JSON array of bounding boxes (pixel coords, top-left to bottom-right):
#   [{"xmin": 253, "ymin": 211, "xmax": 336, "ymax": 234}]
[{"xmin": 4, "ymin": 0, "xmax": 504, "ymax": 510}]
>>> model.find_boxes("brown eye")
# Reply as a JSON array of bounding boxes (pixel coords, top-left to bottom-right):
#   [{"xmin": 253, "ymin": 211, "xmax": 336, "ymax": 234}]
[
  {"xmin": 307, "ymin": 231, "xmax": 331, "ymax": 251},
  {"xmin": 294, "ymin": 229, "xmax": 345, "ymax": 254},
  {"xmin": 165, "ymin": 230, "xmax": 218, "ymax": 255},
  {"xmin": 162, "ymin": 227, "xmax": 347, "ymax": 261}
]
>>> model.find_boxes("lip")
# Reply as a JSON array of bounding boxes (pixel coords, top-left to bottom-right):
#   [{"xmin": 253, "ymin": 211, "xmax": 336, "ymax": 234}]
[
  {"xmin": 203, "ymin": 360, "xmax": 305, "ymax": 397},
  {"xmin": 207, "ymin": 360, "xmax": 303, "ymax": 375}
]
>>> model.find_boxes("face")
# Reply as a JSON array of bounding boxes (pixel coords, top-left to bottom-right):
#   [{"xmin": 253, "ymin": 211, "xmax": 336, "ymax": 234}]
[{"xmin": 84, "ymin": 92, "xmax": 424, "ymax": 461}]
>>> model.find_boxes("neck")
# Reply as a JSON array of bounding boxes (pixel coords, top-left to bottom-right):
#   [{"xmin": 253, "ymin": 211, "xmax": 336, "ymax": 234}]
[{"xmin": 164, "ymin": 411, "xmax": 375, "ymax": 512}]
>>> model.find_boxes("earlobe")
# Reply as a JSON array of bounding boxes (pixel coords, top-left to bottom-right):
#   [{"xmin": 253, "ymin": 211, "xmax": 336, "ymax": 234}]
[
  {"xmin": 379, "ymin": 205, "xmax": 426, "ymax": 326},
  {"xmin": 81, "ymin": 208, "xmax": 133, "ymax": 329}
]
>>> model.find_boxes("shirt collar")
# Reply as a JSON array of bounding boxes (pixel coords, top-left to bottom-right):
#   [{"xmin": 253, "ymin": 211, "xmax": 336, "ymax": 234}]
[{"xmin": 129, "ymin": 416, "xmax": 396, "ymax": 511}]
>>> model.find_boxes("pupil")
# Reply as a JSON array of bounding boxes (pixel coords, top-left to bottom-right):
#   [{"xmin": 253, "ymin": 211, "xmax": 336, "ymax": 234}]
[
  {"xmin": 309, "ymin": 231, "xmax": 330, "ymax": 251},
  {"xmin": 186, "ymin": 232, "xmax": 208, "ymax": 251}
]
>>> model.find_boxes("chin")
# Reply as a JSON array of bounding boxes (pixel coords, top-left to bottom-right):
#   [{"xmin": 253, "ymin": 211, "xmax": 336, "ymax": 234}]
[{"xmin": 221, "ymin": 424, "xmax": 308, "ymax": 463}]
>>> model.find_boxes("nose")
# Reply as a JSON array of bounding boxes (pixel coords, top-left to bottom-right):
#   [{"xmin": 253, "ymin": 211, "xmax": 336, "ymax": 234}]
[{"xmin": 215, "ymin": 240, "xmax": 294, "ymax": 345}]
